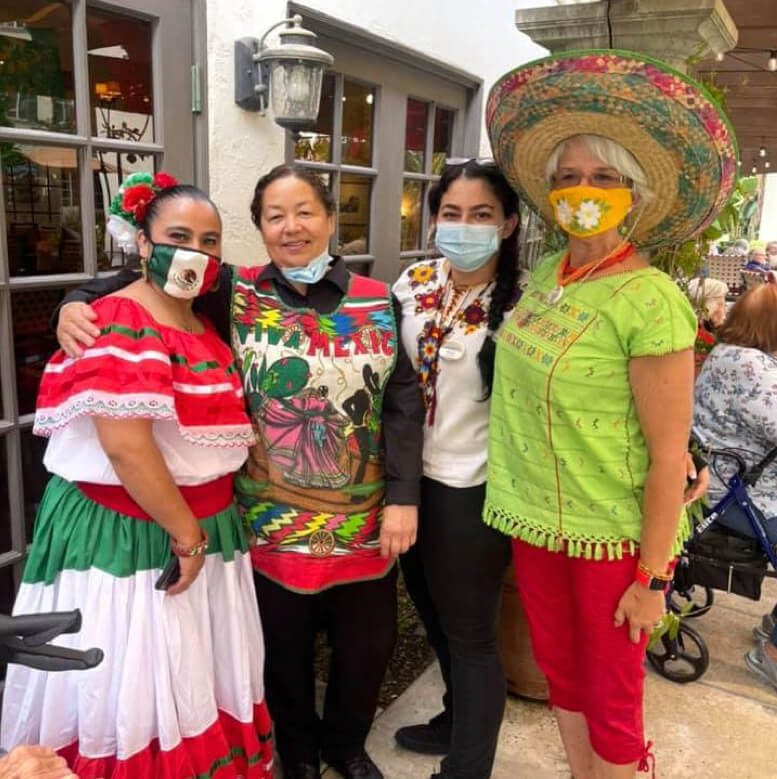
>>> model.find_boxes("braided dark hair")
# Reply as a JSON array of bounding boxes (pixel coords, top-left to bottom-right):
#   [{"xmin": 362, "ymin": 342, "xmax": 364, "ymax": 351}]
[{"xmin": 428, "ymin": 160, "xmax": 521, "ymax": 398}]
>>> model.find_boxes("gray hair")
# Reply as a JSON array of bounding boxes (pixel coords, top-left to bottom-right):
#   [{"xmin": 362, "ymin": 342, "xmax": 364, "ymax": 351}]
[
  {"xmin": 545, "ymin": 134, "xmax": 655, "ymax": 204},
  {"xmin": 687, "ymin": 277, "xmax": 728, "ymax": 306}
]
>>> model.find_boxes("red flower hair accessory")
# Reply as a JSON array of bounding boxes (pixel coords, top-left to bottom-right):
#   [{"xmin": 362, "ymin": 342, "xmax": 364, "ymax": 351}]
[{"xmin": 106, "ymin": 170, "xmax": 179, "ymax": 250}]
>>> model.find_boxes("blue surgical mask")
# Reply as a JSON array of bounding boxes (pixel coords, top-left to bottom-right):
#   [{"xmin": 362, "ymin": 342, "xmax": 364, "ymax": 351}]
[
  {"xmin": 435, "ymin": 223, "xmax": 502, "ymax": 271},
  {"xmin": 279, "ymin": 251, "xmax": 332, "ymax": 285}
]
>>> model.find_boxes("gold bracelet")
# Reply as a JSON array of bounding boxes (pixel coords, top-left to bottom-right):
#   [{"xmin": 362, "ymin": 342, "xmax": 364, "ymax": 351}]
[
  {"xmin": 637, "ymin": 560, "xmax": 672, "ymax": 581},
  {"xmin": 172, "ymin": 530, "xmax": 209, "ymax": 557}
]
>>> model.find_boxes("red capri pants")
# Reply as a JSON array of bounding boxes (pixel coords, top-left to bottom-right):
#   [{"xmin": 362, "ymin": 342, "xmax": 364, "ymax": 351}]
[{"xmin": 512, "ymin": 539, "xmax": 651, "ymax": 766}]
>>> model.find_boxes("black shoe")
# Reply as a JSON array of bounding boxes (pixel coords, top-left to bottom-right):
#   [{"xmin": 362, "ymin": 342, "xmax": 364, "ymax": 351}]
[
  {"xmin": 395, "ymin": 711, "xmax": 452, "ymax": 755},
  {"xmin": 282, "ymin": 761, "xmax": 320, "ymax": 779},
  {"xmin": 324, "ymin": 752, "xmax": 383, "ymax": 779}
]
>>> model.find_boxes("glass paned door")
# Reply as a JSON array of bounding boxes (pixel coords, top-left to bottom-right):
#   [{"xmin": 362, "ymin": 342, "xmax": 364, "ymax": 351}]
[{"xmin": 0, "ymin": 0, "xmax": 198, "ymax": 622}]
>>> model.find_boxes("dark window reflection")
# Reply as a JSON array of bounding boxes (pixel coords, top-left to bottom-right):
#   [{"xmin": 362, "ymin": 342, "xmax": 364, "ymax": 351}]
[
  {"xmin": 0, "ymin": 2, "xmax": 75, "ymax": 133},
  {"xmin": 338, "ymin": 173, "xmax": 371, "ymax": 255},
  {"xmin": 295, "ymin": 72, "xmax": 335, "ymax": 162},
  {"xmin": 432, "ymin": 108, "xmax": 455, "ymax": 174},
  {"xmin": 87, "ymin": 7, "xmax": 153, "ymax": 142},
  {"xmin": 12, "ymin": 287, "xmax": 68, "ymax": 416},
  {"xmin": 3, "ymin": 145, "xmax": 83, "ymax": 276},
  {"xmin": 0, "ymin": 438, "xmax": 9, "ymax": 554},
  {"xmin": 401, "ymin": 180, "xmax": 424, "ymax": 252},
  {"xmin": 404, "ymin": 99, "xmax": 428, "ymax": 173},
  {"xmin": 92, "ymin": 150, "xmax": 156, "ymax": 270},
  {"xmin": 341, "ymin": 80, "xmax": 374, "ymax": 167},
  {"xmin": 21, "ymin": 428, "xmax": 47, "ymax": 545}
]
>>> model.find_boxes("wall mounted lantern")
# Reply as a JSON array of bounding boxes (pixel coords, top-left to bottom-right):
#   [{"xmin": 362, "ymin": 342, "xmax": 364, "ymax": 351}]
[{"xmin": 234, "ymin": 14, "xmax": 334, "ymax": 133}]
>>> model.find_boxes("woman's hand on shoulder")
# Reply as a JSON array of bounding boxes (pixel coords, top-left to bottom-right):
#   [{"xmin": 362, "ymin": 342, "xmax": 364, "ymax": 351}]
[{"xmin": 57, "ymin": 302, "xmax": 100, "ymax": 358}]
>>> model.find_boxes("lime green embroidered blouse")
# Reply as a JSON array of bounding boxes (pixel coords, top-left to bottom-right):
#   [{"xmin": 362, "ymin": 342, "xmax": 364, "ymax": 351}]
[{"xmin": 483, "ymin": 253, "xmax": 696, "ymax": 560}]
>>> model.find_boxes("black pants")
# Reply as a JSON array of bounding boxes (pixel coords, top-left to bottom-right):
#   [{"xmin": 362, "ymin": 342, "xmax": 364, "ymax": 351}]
[
  {"xmin": 400, "ymin": 477, "xmax": 511, "ymax": 779},
  {"xmin": 255, "ymin": 567, "xmax": 398, "ymax": 767}
]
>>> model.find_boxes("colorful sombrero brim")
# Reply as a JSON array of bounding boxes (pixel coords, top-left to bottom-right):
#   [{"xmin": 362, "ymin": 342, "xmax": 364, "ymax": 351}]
[{"xmin": 486, "ymin": 49, "xmax": 738, "ymax": 248}]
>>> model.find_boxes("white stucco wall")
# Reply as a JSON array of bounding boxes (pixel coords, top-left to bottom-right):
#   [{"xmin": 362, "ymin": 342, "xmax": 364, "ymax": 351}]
[{"xmin": 205, "ymin": 0, "xmax": 547, "ymax": 262}]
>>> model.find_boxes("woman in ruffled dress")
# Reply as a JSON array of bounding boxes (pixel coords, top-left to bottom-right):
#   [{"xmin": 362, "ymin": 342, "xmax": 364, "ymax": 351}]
[{"xmin": 0, "ymin": 174, "xmax": 273, "ymax": 778}]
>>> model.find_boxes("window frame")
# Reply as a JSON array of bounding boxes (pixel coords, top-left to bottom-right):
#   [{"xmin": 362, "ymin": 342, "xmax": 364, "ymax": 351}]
[{"xmin": 0, "ymin": 0, "xmax": 202, "ymax": 603}]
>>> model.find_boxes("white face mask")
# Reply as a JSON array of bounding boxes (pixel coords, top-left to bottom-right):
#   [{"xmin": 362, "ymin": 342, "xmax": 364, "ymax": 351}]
[
  {"xmin": 434, "ymin": 223, "xmax": 502, "ymax": 271},
  {"xmin": 279, "ymin": 251, "xmax": 332, "ymax": 285}
]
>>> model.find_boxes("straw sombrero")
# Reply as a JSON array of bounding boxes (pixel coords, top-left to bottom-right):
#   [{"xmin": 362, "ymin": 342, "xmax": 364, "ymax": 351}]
[{"xmin": 486, "ymin": 49, "xmax": 738, "ymax": 248}]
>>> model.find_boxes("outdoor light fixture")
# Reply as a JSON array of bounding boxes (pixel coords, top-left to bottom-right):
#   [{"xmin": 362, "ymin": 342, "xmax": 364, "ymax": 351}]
[
  {"xmin": 766, "ymin": 160, "xmax": 772, "ymax": 169},
  {"xmin": 713, "ymin": 47, "xmax": 777, "ymax": 72},
  {"xmin": 760, "ymin": 145, "xmax": 767, "ymax": 157},
  {"xmin": 751, "ymin": 164, "xmax": 758, "ymax": 174},
  {"xmin": 234, "ymin": 14, "xmax": 333, "ymax": 133}
]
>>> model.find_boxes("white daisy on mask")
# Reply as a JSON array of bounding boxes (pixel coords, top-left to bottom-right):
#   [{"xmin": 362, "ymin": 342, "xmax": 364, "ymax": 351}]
[
  {"xmin": 555, "ymin": 198, "xmax": 573, "ymax": 228},
  {"xmin": 577, "ymin": 200, "xmax": 602, "ymax": 230}
]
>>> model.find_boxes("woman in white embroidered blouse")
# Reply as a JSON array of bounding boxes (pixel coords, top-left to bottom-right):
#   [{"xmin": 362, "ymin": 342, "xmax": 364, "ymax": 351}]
[{"xmin": 391, "ymin": 160, "xmax": 520, "ymax": 779}]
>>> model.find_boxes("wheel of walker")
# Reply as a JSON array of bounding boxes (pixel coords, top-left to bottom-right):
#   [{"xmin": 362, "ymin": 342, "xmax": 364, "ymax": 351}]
[
  {"xmin": 669, "ymin": 584, "xmax": 714, "ymax": 618},
  {"xmin": 646, "ymin": 622, "xmax": 710, "ymax": 683}
]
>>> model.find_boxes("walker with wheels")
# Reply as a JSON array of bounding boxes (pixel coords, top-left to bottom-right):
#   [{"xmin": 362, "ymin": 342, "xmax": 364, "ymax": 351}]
[{"xmin": 646, "ymin": 446, "xmax": 777, "ymax": 683}]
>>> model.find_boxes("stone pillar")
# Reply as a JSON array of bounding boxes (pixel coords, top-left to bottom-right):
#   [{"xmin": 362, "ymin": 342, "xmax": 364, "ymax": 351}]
[{"xmin": 515, "ymin": 0, "xmax": 738, "ymax": 73}]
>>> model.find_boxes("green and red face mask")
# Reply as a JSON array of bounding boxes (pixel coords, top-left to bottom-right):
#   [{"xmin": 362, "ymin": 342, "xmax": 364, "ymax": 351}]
[{"xmin": 146, "ymin": 243, "xmax": 221, "ymax": 298}]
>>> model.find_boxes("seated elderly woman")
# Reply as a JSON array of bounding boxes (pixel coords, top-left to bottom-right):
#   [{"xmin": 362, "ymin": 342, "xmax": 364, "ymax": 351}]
[
  {"xmin": 744, "ymin": 245, "xmax": 770, "ymax": 272},
  {"xmin": 693, "ymin": 281, "xmax": 777, "ymax": 693},
  {"xmin": 686, "ymin": 277, "xmax": 728, "ymax": 374}
]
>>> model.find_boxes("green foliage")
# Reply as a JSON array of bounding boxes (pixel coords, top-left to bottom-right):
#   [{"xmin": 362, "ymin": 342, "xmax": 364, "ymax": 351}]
[{"xmin": 652, "ymin": 176, "xmax": 760, "ymax": 280}]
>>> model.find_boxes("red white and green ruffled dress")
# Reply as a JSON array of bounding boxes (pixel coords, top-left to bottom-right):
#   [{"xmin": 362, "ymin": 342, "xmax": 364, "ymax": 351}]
[{"xmin": 0, "ymin": 296, "xmax": 273, "ymax": 779}]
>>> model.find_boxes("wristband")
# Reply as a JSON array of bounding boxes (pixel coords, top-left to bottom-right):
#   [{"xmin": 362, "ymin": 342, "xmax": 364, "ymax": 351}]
[
  {"xmin": 635, "ymin": 561, "xmax": 672, "ymax": 591},
  {"xmin": 172, "ymin": 530, "xmax": 209, "ymax": 557}
]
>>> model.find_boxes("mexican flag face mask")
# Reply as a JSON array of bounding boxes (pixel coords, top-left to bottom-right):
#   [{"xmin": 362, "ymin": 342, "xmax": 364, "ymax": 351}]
[{"xmin": 146, "ymin": 243, "xmax": 221, "ymax": 298}]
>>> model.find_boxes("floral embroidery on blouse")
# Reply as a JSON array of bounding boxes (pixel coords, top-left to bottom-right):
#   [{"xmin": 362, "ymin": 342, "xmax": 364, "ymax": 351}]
[{"xmin": 407, "ymin": 262, "xmax": 438, "ymax": 288}]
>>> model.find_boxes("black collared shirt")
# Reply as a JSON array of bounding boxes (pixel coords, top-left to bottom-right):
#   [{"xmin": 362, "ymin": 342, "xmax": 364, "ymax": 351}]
[{"xmin": 58, "ymin": 257, "xmax": 423, "ymax": 505}]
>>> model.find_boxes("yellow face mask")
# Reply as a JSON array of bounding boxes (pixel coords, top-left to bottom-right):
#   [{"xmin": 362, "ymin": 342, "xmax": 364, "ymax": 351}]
[{"xmin": 548, "ymin": 185, "xmax": 633, "ymax": 238}]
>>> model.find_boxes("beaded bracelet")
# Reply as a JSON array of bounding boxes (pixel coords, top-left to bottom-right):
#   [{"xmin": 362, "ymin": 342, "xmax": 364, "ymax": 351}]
[{"xmin": 172, "ymin": 530, "xmax": 209, "ymax": 558}]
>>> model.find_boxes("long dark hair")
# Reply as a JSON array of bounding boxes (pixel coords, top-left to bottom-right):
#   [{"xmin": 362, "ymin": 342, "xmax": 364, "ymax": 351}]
[
  {"xmin": 250, "ymin": 163, "xmax": 336, "ymax": 229},
  {"xmin": 137, "ymin": 185, "xmax": 219, "ymax": 237},
  {"xmin": 428, "ymin": 160, "xmax": 521, "ymax": 397}
]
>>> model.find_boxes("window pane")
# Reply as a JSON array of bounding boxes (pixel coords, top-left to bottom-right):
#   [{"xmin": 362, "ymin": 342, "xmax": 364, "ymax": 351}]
[
  {"xmin": 294, "ymin": 72, "xmax": 334, "ymax": 163},
  {"xmin": 432, "ymin": 107, "xmax": 455, "ymax": 175},
  {"xmin": 404, "ymin": 98, "xmax": 428, "ymax": 173},
  {"xmin": 0, "ymin": 437, "xmax": 10, "ymax": 554},
  {"xmin": 93, "ymin": 149, "xmax": 156, "ymax": 270},
  {"xmin": 338, "ymin": 174, "xmax": 371, "ymax": 255},
  {"xmin": 3, "ymin": 145, "xmax": 83, "ymax": 276},
  {"xmin": 0, "ymin": 2, "xmax": 75, "ymax": 133},
  {"xmin": 341, "ymin": 80, "xmax": 374, "ymax": 167},
  {"xmin": 0, "ymin": 564, "xmax": 15, "ymax": 621},
  {"xmin": 12, "ymin": 287, "xmax": 67, "ymax": 416},
  {"xmin": 87, "ymin": 8, "xmax": 154, "ymax": 142},
  {"xmin": 401, "ymin": 179, "xmax": 424, "ymax": 252},
  {"xmin": 21, "ymin": 428, "xmax": 47, "ymax": 545}
]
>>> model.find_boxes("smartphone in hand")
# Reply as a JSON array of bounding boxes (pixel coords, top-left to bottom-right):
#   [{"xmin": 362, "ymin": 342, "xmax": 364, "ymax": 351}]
[{"xmin": 154, "ymin": 556, "xmax": 181, "ymax": 590}]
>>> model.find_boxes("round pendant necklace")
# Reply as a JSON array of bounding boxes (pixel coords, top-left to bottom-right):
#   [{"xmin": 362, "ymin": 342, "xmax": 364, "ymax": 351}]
[{"xmin": 546, "ymin": 242, "xmax": 636, "ymax": 306}]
